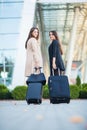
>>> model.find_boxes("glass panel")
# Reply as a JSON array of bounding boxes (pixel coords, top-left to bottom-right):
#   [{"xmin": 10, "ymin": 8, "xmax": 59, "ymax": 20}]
[
  {"xmin": 0, "ymin": 0, "xmax": 24, "ymax": 86},
  {"xmin": 0, "ymin": 49, "xmax": 17, "ymax": 86}
]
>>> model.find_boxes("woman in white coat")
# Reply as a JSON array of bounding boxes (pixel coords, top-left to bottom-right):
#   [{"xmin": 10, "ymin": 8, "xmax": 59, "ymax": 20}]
[{"xmin": 25, "ymin": 27, "xmax": 43, "ymax": 77}]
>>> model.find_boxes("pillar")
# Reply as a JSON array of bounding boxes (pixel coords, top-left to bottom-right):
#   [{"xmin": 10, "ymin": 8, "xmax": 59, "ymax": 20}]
[
  {"xmin": 65, "ymin": 7, "xmax": 79, "ymax": 78},
  {"xmin": 84, "ymin": 60, "xmax": 87, "ymax": 83},
  {"xmin": 82, "ymin": 31, "xmax": 87, "ymax": 83},
  {"xmin": 12, "ymin": 0, "xmax": 36, "ymax": 88}
]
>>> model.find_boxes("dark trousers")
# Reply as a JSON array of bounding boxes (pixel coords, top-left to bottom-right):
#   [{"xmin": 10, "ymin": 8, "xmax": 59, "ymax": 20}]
[{"xmin": 54, "ymin": 68, "xmax": 59, "ymax": 75}]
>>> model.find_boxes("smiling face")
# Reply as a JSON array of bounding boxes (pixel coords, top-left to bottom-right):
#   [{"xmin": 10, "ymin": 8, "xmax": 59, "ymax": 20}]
[
  {"xmin": 32, "ymin": 29, "xmax": 39, "ymax": 39},
  {"xmin": 49, "ymin": 32, "xmax": 56, "ymax": 41}
]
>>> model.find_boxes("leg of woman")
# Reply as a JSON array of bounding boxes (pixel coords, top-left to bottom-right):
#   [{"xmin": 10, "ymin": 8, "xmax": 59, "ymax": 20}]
[
  {"xmin": 50, "ymin": 66, "xmax": 53, "ymax": 76},
  {"xmin": 60, "ymin": 70, "xmax": 65, "ymax": 75},
  {"xmin": 24, "ymin": 76, "xmax": 29, "ymax": 85},
  {"xmin": 54, "ymin": 68, "xmax": 59, "ymax": 76}
]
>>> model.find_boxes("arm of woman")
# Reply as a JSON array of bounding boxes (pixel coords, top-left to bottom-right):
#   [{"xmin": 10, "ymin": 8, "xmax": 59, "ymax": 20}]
[
  {"xmin": 52, "ymin": 40, "xmax": 57, "ymax": 69},
  {"xmin": 52, "ymin": 57, "xmax": 57, "ymax": 69}
]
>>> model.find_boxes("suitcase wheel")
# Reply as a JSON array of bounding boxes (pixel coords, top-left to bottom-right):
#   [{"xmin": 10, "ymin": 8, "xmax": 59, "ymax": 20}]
[
  {"xmin": 26, "ymin": 99, "xmax": 30, "ymax": 105},
  {"xmin": 66, "ymin": 98, "xmax": 70, "ymax": 104},
  {"xmin": 37, "ymin": 99, "xmax": 42, "ymax": 104},
  {"xmin": 50, "ymin": 97, "xmax": 70, "ymax": 104},
  {"xmin": 26, "ymin": 99, "xmax": 42, "ymax": 105}
]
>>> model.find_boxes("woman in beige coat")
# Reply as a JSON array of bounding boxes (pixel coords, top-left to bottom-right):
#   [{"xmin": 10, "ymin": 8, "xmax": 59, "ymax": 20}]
[{"xmin": 25, "ymin": 27, "xmax": 43, "ymax": 77}]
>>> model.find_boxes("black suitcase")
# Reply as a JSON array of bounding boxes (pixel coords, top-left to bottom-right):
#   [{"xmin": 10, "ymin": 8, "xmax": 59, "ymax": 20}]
[
  {"xmin": 26, "ymin": 83, "xmax": 42, "ymax": 104},
  {"xmin": 48, "ymin": 75, "xmax": 70, "ymax": 104}
]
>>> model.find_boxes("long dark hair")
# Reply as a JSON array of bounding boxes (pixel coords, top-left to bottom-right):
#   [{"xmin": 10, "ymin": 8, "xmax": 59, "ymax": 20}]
[
  {"xmin": 49, "ymin": 30, "xmax": 63, "ymax": 55},
  {"xmin": 25, "ymin": 27, "xmax": 39, "ymax": 49},
  {"xmin": 49, "ymin": 30, "xmax": 59, "ymax": 41}
]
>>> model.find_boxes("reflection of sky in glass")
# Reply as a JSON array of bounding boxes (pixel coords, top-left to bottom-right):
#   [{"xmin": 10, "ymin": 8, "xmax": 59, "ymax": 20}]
[{"xmin": 0, "ymin": 0, "xmax": 24, "ymax": 49}]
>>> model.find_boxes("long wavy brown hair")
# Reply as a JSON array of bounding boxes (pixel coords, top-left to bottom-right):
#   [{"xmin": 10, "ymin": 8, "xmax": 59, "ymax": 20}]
[
  {"xmin": 49, "ymin": 30, "xmax": 63, "ymax": 55},
  {"xmin": 25, "ymin": 27, "xmax": 39, "ymax": 49}
]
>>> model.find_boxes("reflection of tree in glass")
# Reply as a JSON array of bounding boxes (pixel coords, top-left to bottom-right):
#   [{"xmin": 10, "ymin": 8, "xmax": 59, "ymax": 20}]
[
  {"xmin": 0, "ymin": 55, "xmax": 14, "ymax": 84},
  {"xmin": 5, "ymin": 57, "xmax": 14, "ymax": 78}
]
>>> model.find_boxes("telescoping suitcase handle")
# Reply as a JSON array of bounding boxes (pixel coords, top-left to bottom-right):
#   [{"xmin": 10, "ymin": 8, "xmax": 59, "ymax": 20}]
[{"xmin": 52, "ymin": 68, "xmax": 65, "ymax": 76}]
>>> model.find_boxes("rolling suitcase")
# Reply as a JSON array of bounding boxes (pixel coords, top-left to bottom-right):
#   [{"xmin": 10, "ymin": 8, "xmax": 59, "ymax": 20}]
[
  {"xmin": 26, "ymin": 83, "xmax": 42, "ymax": 104},
  {"xmin": 48, "ymin": 75, "xmax": 70, "ymax": 104},
  {"xmin": 26, "ymin": 67, "xmax": 46, "ymax": 104}
]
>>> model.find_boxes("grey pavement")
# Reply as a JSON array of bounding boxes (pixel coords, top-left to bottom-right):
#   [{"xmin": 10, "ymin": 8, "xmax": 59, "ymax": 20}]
[{"xmin": 0, "ymin": 100, "xmax": 87, "ymax": 130}]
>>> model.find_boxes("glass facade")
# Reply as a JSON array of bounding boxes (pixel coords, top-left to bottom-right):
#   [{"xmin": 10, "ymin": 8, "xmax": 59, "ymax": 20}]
[{"xmin": 0, "ymin": 0, "xmax": 24, "ymax": 86}]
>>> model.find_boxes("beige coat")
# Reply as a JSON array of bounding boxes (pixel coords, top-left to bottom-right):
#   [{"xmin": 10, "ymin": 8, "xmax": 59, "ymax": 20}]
[{"xmin": 25, "ymin": 37, "xmax": 43, "ymax": 76}]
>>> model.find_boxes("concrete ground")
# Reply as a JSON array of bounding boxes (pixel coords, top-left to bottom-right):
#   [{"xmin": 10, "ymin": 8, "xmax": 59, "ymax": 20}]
[{"xmin": 0, "ymin": 100, "xmax": 87, "ymax": 130}]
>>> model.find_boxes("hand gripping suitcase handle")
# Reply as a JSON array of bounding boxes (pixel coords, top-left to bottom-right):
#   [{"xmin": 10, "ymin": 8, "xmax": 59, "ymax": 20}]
[{"xmin": 34, "ymin": 67, "xmax": 42, "ymax": 73}]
